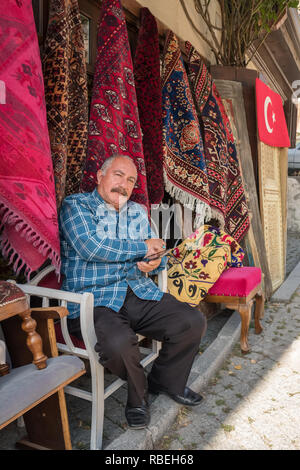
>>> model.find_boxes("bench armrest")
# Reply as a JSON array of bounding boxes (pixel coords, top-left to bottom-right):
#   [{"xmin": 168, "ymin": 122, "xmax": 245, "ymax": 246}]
[{"xmin": 30, "ymin": 307, "xmax": 69, "ymax": 320}]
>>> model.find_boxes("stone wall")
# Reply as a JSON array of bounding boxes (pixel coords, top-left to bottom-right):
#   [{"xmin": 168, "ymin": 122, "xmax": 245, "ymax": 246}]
[
  {"xmin": 287, "ymin": 177, "xmax": 300, "ymax": 232},
  {"xmin": 123, "ymin": 0, "xmax": 221, "ymax": 64}
]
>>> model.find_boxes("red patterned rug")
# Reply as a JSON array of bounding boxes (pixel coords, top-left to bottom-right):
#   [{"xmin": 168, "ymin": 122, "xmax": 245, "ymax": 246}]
[
  {"xmin": 80, "ymin": 0, "xmax": 149, "ymax": 211},
  {"xmin": 43, "ymin": 0, "xmax": 89, "ymax": 209},
  {"xmin": 0, "ymin": 0, "xmax": 60, "ymax": 278},
  {"xmin": 133, "ymin": 7, "xmax": 164, "ymax": 205},
  {"xmin": 186, "ymin": 42, "xmax": 250, "ymax": 242}
]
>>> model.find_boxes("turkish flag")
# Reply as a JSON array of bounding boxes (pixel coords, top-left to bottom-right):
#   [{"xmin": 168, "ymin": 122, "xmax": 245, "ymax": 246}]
[{"xmin": 255, "ymin": 78, "xmax": 290, "ymax": 148}]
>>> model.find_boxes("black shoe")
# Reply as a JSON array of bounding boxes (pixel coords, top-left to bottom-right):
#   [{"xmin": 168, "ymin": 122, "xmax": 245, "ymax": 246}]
[
  {"xmin": 148, "ymin": 382, "xmax": 203, "ymax": 407},
  {"xmin": 125, "ymin": 402, "xmax": 150, "ymax": 429}
]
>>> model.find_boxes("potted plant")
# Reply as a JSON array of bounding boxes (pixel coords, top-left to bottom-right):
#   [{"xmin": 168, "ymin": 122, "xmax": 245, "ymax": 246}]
[{"xmin": 180, "ymin": 0, "xmax": 298, "ymax": 67}]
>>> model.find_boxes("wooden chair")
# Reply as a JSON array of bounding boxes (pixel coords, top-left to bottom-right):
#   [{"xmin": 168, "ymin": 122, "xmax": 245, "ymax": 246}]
[
  {"xmin": 15, "ymin": 265, "xmax": 165, "ymax": 450},
  {"xmin": 203, "ymin": 267, "xmax": 264, "ymax": 353},
  {"xmin": 0, "ymin": 281, "xmax": 85, "ymax": 450}
]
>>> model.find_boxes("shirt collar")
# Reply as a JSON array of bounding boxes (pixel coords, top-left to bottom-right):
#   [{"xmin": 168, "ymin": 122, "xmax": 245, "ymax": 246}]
[
  {"xmin": 91, "ymin": 187, "xmax": 129, "ymax": 214},
  {"xmin": 91, "ymin": 187, "xmax": 104, "ymax": 204}
]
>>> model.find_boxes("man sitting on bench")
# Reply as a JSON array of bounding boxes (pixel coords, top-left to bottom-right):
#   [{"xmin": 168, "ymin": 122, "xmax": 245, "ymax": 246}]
[{"xmin": 59, "ymin": 154, "xmax": 207, "ymax": 430}]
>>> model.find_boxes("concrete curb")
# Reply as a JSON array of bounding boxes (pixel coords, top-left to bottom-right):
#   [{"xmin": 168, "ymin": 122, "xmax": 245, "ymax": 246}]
[
  {"xmin": 105, "ymin": 311, "xmax": 241, "ymax": 450},
  {"xmin": 271, "ymin": 260, "xmax": 300, "ymax": 302}
]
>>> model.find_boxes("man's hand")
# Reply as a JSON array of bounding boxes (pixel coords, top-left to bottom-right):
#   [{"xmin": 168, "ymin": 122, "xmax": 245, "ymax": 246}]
[
  {"xmin": 137, "ymin": 258, "xmax": 162, "ymax": 273},
  {"xmin": 145, "ymin": 238, "xmax": 165, "ymax": 257}
]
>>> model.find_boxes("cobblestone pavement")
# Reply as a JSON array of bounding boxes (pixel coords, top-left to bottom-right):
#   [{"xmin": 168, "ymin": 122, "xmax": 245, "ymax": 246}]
[{"xmin": 154, "ymin": 288, "xmax": 300, "ymax": 450}]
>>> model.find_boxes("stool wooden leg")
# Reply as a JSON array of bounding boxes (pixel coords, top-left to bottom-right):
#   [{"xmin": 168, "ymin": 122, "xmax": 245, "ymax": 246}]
[
  {"xmin": 239, "ymin": 302, "xmax": 252, "ymax": 354},
  {"xmin": 254, "ymin": 291, "xmax": 264, "ymax": 335},
  {"xmin": 19, "ymin": 308, "xmax": 48, "ymax": 370}
]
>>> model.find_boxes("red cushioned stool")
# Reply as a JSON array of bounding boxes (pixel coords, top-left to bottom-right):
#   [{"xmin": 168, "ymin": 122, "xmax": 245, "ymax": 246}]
[{"xmin": 204, "ymin": 267, "xmax": 264, "ymax": 353}]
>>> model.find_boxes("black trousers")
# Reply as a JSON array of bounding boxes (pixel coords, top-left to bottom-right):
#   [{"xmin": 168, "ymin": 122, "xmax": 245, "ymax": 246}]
[{"xmin": 91, "ymin": 288, "xmax": 207, "ymax": 406}]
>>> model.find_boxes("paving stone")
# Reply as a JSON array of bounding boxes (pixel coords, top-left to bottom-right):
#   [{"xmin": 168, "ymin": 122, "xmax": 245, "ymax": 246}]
[
  {"xmin": 216, "ymin": 421, "xmax": 268, "ymax": 450},
  {"xmin": 152, "ymin": 280, "xmax": 300, "ymax": 451}
]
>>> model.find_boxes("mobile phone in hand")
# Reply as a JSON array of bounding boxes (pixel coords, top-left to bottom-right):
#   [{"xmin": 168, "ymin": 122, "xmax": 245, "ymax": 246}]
[{"xmin": 143, "ymin": 248, "xmax": 172, "ymax": 263}]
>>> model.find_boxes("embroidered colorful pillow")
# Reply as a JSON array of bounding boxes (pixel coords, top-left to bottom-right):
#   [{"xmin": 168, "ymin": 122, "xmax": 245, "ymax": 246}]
[{"xmin": 167, "ymin": 225, "xmax": 244, "ymax": 306}]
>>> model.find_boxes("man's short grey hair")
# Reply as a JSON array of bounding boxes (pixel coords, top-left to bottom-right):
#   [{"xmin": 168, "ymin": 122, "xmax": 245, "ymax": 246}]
[{"xmin": 100, "ymin": 154, "xmax": 137, "ymax": 175}]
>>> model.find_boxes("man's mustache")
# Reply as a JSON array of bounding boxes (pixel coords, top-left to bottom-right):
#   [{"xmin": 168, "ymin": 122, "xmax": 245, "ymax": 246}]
[{"xmin": 111, "ymin": 187, "xmax": 128, "ymax": 197}]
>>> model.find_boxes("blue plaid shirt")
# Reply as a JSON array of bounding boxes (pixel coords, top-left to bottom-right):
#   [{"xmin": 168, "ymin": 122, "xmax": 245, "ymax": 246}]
[{"xmin": 59, "ymin": 189, "xmax": 165, "ymax": 318}]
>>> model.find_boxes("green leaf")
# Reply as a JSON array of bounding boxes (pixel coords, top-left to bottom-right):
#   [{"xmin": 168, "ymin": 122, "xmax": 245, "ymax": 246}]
[{"xmin": 208, "ymin": 249, "xmax": 217, "ymax": 259}]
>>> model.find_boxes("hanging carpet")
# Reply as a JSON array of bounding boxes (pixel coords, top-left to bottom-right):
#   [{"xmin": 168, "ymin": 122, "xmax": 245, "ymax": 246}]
[
  {"xmin": 81, "ymin": 0, "xmax": 149, "ymax": 210},
  {"xmin": 0, "ymin": 0, "xmax": 60, "ymax": 278},
  {"xmin": 186, "ymin": 42, "xmax": 250, "ymax": 242},
  {"xmin": 133, "ymin": 7, "xmax": 164, "ymax": 205},
  {"xmin": 43, "ymin": 0, "xmax": 88, "ymax": 209},
  {"xmin": 161, "ymin": 30, "xmax": 211, "ymax": 224}
]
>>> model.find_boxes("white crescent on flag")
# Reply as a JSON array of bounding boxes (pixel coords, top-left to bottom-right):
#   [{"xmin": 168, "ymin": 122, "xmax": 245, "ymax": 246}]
[{"xmin": 264, "ymin": 96, "xmax": 273, "ymax": 134}]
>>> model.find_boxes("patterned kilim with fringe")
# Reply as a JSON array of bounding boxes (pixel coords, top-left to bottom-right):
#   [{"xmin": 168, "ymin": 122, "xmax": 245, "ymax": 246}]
[
  {"xmin": 161, "ymin": 31, "xmax": 211, "ymax": 224},
  {"xmin": 0, "ymin": 0, "xmax": 60, "ymax": 279},
  {"xmin": 186, "ymin": 43, "xmax": 250, "ymax": 242}
]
